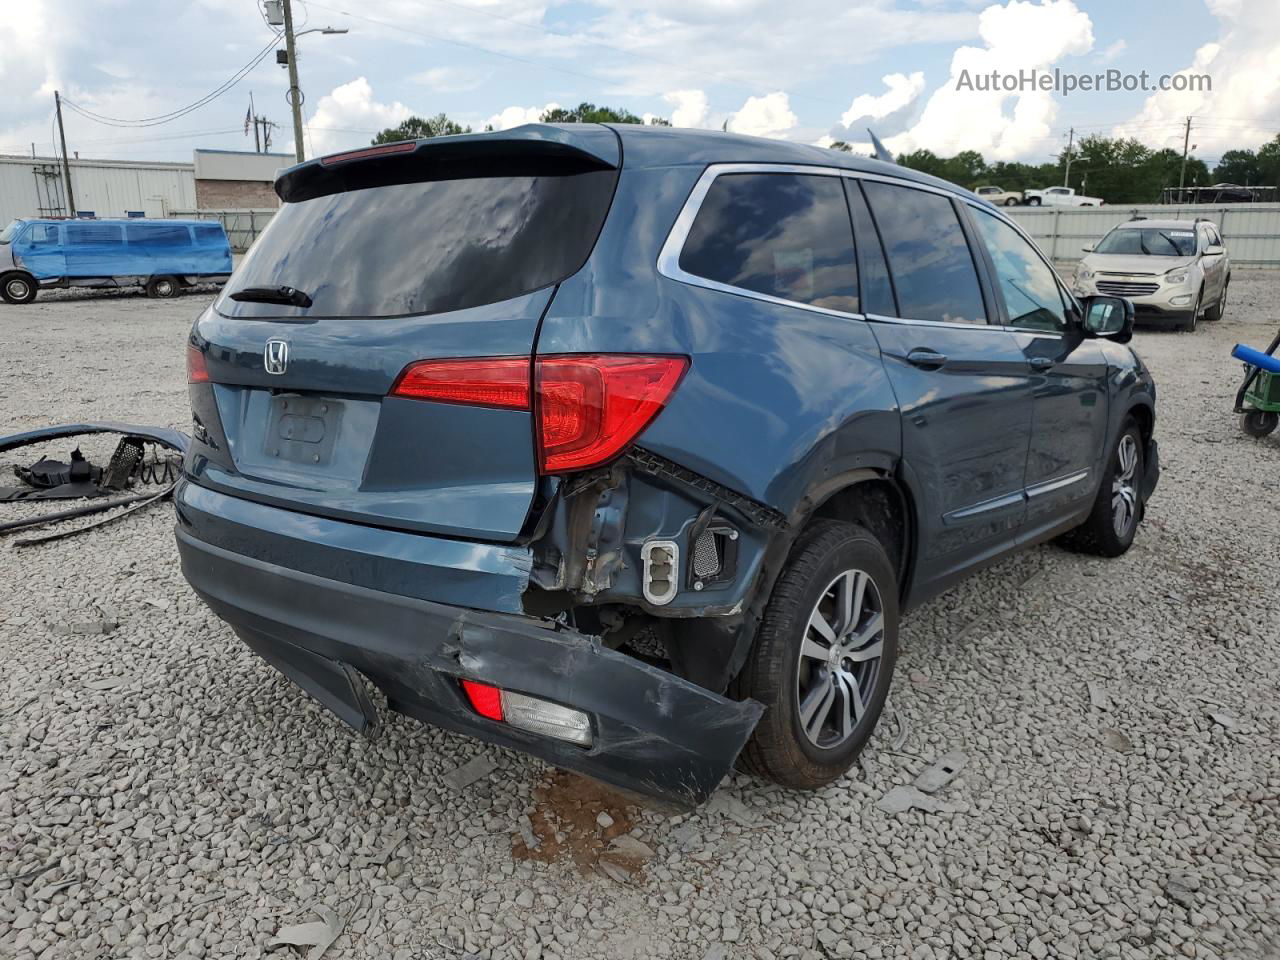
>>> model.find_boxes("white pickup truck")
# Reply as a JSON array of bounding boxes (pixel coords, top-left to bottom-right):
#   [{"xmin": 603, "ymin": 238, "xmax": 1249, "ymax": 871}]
[{"xmin": 1023, "ymin": 186, "xmax": 1104, "ymax": 207}]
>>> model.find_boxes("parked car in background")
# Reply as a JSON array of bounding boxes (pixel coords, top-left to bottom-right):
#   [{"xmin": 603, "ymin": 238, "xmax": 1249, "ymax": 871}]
[
  {"xmin": 178, "ymin": 125, "xmax": 1159, "ymax": 806},
  {"xmin": 1023, "ymin": 186, "xmax": 1104, "ymax": 207},
  {"xmin": 1073, "ymin": 217, "xmax": 1230, "ymax": 332},
  {"xmin": 0, "ymin": 217, "xmax": 232, "ymax": 304},
  {"xmin": 974, "ymin": 185, "xmax": 1022, "ymax": 206}
]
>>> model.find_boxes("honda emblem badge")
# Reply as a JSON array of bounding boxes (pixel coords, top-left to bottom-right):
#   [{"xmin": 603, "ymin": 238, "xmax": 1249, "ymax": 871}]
[{"xmin": 264, "ymin": 338, "xmax": 289, "ymax": 375}]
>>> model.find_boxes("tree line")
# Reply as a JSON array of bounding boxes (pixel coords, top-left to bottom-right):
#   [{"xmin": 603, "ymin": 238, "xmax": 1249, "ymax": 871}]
[{"xmin": 372, "ymin": 107, "xmax": 1280, "ymax": 205}]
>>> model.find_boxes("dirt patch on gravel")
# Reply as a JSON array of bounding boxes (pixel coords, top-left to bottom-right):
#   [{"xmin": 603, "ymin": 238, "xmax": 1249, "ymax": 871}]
[{"xmin": 512, "ymin": 771, "xmax": 651, "ymax": 880}]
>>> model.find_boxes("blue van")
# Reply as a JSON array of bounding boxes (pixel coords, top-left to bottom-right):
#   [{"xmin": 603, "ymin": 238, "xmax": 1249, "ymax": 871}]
[{"xmin": 0, "ymin": 217, "xmax": 233, "ymax": 304}]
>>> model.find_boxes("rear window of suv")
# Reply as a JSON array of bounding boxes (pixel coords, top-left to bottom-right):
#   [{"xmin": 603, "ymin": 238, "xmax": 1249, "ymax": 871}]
[
  {"xmin": 678, "ymin": 173, "xmax": 859, "ymax": 313},
  {"xmin": 222, "ymin": 170, "xmax": 618, "ymax": 318}
]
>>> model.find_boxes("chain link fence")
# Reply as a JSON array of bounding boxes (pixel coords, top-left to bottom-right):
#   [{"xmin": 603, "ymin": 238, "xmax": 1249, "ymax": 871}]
[{"xmin": 169, "ymin": 209, "xmax": 277, "ymax": 253}]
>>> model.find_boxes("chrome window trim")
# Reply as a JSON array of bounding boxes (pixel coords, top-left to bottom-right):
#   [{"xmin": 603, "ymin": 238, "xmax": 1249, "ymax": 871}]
[{"xmin": 656, "ymin": 162, "xmax": 991, "ymax": 328}]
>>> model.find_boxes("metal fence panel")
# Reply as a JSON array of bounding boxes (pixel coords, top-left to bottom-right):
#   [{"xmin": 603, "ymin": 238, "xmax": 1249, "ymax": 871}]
[{"xmin": 1006, "ymin": 203, "xmax": 1280, "ymax": 268}]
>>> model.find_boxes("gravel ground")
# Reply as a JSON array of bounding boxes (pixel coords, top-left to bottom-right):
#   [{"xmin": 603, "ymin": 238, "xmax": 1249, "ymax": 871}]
[{"xmin": 2, "ymin": 277, "xmax": 1278, "ymax": 960}]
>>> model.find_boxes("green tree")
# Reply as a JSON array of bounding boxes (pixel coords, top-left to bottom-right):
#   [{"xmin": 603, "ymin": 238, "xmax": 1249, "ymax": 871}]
[
  {"xmin": 1214, "ymin": 149, "xmax": 1262, "ymax": 185},
  {"xmin": 1254, "ymin": 134, "xmax": 1280, "ymax": 187},
  {"xmin": 372, "ymin": 113, "xmax": 471, "ymax": 145},
  {"xmin": 541, "ymin": 102, "xmax": 660, "ymax": 125},
  {"xmin": 828, "ymin": 140, "xmax": 853, "ymax": 153}
]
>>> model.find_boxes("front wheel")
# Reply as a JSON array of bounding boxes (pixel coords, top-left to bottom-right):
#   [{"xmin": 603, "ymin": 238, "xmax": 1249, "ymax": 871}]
[
  {"xmin": 1241, "ymin": 409, "xmax": 1278, "ymax": 438},
  {"xmin": 1004, "ymin": 197, "xmax": 1019, "ymax": 206},
  {"xmin": 1060, "ymin": 421, "xmax": 1145, "ymax": 557},
  {"xmin": 1, "ymin": 272, "xmax": 38, "ymax": 304},
  {"xmin": 1180, "ymin": 287, "xmax": 1203, "ymax": 332},
  {"xmin": 735, "ymin": 520, "xmax": 899, "ymax": 789},
  {"xmin": 1205, "ymin": 280, "xmax": 1228, "ymax": 321}
]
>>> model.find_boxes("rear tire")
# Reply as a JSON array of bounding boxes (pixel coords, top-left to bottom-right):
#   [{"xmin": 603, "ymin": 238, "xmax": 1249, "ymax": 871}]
[
  {"xmin": 1060, "ymin": 420, "xmax": 1144, "ymax": 557},
  {"xmin": 1, "ymin": 272, "xmax": 38, "ymax": 304},
  {"xmin": 1027, "ymin": 197, "xmax": 1042, "ymax": 206},
  {"xmin": 1241, "ymin": 410, "xmax": 1278, "ymax": 438},
  {"xmin": 146, "ymin": 276, "xmax": 179, "ymax": 299},
  {"xmin": 735, "ymin": 520, "xmax": 899, "ymax": 789}
]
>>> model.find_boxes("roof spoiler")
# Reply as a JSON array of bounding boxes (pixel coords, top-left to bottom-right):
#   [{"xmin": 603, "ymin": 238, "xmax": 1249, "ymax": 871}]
[{"xmin": 275, "ymin": 124, "xmax": 621, "ymax": 203}]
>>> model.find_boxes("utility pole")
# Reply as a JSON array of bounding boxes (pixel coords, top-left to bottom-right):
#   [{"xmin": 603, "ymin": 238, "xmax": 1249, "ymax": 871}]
[
  {"xmin": 1062, "ymin": 127, "xmax": 1075, "ymax": 187},
  {"xmin": 282, "ymin": 0, "xmax": 305, "ymax": 164},
  {"xmin": 53, "ymin": 90, "xmax": 76, "ymax": 216},
  {"xmin": 1178, "ymin": 116, "xmax": 1193, "ymax": 193}
]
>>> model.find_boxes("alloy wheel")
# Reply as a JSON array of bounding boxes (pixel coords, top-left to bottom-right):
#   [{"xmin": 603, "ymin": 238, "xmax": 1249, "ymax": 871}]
[
  {"xmin": 795, "ymin": 569, "xmax": 885, "ymax": 749},
  {"xmin": 1111, "ymin": 434, "xmax": 1139, "ymax": 538}
]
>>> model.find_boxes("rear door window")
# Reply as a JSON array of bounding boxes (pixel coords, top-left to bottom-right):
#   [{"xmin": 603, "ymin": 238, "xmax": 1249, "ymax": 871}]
[
  {"xmin": 194, "ymin": 224, "xmax": 226, "ymax": 244},
  {"xmin": 224, "ymin": 170, "xmax": 617, "ymax": 318},
  {"xmin": 126, "ymin": 224, "xmax": 193, "ymax": 247},
  {"xmin": 678, "ymin": 172, "xmax": 858, "ymax": 313},
  {"xmin": 971, "ymin": 208, "xmax": 1068, "ymax": 333},
  {"xmin": 862, "ymin": 181, "xmax": 987, "ymax": 324}
]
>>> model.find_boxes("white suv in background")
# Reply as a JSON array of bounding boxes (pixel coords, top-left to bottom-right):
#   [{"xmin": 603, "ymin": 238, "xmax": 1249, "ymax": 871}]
[{"xmin": 1072, "ymin": 218, "xmax": 1230, "ymax": 332}]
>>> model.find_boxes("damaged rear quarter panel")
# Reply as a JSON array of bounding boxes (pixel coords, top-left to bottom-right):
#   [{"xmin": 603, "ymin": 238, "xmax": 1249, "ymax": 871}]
[{"xmin": 534, "ymin": 165, "xmax": 901, "ymax": 525}]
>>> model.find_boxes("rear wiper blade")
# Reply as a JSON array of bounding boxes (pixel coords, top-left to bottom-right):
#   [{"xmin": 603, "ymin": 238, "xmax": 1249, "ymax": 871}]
[{"xmin": 229, "ymin": 285, "xmax": 313, "ymax": 308}]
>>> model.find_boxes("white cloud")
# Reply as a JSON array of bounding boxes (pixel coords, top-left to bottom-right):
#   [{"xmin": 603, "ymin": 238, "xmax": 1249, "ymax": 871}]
[
  {"xmin": 727, "ymin": 92, "xmax": 798, "ymax": 139},
  {"xmin": 1094, "ymin": 39, "xmax": 1126, "ymax": 64},
  {"xmin": 1113, "ymin": 0, "xmax": 1280, "ymax": 155},
  {"xmin": 664, "ymin": 89, "xmax": 711, "ymax": 128},
  {"xmin": 485, "ymin": 102, "xmax": 559, "ymax": 130},
  {"xmin": 881, "ymin": 0, "xmax": 1095, "ymax": 160},
  {"xmin": 305, "ymin": 77, "xmax": 412, "ymax": 157},
  {"xmin": 840, "ymin": 72, "xmax": 926, "ymax": 128},
  {"xmin": 408, "ymin": 66, "xmax": 487, "ymax": 93}
]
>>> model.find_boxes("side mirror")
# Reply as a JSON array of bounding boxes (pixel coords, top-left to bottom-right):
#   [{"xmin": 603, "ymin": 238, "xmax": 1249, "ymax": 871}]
[
  {"xmin": 1080, "ymin": 295, "xmax": 1134, "ymax": 342},
  {"xmin": 1204, "ymin": 243, "xmax": 1224, "ymax": 256},
  {"xmin": 1081, "ymin": 244, "xmax": 1094, "ymax": 253}
]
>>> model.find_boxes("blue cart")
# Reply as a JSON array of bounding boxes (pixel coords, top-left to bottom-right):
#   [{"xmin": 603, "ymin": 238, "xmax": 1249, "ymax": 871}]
[{"xmin": 1232, "ymin": 330, "xmax": 1280, "ymax": 438}]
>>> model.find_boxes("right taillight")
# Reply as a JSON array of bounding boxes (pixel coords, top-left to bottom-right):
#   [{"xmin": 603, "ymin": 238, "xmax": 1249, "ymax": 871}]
[
  {"xmin": 187, "ymin": 344, "xmax": 210, "ymax": 384},
  {"xmin": 535, "ymin": 354, "xmax": 688, "ymax": 473},
  {"xmin": 389, "ymin": 353, "xmax": 688, "ymax": 473}
]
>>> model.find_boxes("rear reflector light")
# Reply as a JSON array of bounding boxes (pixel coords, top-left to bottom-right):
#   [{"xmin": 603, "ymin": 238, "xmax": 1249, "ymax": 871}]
[
  {"xmin": 187, "ymin": 345, "xmax": 210, "ymax": 384},
  {"xmin": 320, "ymin": 141, "xmax": 417, "ymax": 165},
  {"xmin": 458, "ymin": 680, "xmax": 592, "ymax": 746},
  {"xmin": 390, "ymin": 357, "xmax": 530, "ymax": 410},
  {"xmin": 460, "ymin": 680, "xmax": 504, "ymax": 721},
  {"xmin": 390, "ymin": 353, "xmax": 688, "ymax": 473}
]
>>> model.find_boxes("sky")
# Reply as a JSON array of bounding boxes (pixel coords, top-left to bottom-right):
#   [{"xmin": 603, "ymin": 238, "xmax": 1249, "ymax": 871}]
[{"xmin": 0, "ymin": 0, "xmax": 1277, "ymax": 170}]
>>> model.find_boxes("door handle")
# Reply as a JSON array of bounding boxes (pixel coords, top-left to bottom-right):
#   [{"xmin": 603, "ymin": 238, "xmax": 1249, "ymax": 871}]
[
  {"xmin": 905, "ymin": 348, "xmax": 948, "ymax": 370},
  {"xmin": 1029, "ymin": 356, "xmax": 1055, "ymax": 372}
]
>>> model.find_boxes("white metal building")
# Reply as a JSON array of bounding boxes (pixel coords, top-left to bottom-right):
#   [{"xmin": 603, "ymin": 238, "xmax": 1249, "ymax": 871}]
[{"xmin": 0, "ymin": 154, "xmax": 196, "ymax": 224}]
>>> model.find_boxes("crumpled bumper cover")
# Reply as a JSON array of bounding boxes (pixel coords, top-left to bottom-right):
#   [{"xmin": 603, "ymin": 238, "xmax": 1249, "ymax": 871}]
[{"xmin": 176, "ymin": 528, "xmax": 763, "ymax": 808}]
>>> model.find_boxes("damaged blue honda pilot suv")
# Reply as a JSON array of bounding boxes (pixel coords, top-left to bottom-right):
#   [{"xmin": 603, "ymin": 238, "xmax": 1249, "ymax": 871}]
[{"xmin": 178, "ymin": 125, "xmax": 1158, "ymax": 806}]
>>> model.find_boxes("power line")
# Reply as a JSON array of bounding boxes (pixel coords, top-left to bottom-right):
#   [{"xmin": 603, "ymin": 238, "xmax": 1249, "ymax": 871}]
[{"xmin": 60, "ymin": 33, "xmax": 281, "ymax": 128}]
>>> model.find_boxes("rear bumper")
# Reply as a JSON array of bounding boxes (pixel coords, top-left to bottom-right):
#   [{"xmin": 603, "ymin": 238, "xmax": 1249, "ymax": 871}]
[{"xmin": 175, "ymin": 484, "xmax": 762, "ymax": 807}]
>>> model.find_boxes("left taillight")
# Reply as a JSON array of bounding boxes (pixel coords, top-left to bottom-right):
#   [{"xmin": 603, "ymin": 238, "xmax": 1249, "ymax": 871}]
[
  {"xmin": 187, "ymin": 345, "xmax": 210, "ymax": 384},
  {"xmin": 389, "ymin": 353, "xmax": 688, "ymax": 474}
]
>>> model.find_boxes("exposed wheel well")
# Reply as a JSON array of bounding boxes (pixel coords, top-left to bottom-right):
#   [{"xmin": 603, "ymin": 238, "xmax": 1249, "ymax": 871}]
[
  {"xmin": 1127, "ymin": 402, "xmax": 1154, "ymax": 445},
  {"xmin": 809, "ymin": 477, "xmax": 911, "ymax": 590}
]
